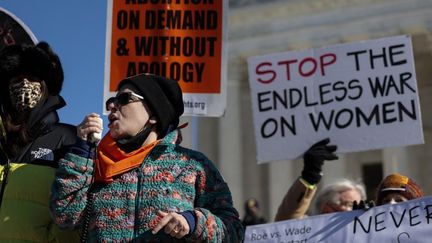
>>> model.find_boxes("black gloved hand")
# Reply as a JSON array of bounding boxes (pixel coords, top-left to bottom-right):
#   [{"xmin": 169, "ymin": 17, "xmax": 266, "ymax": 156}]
[
  {"xmin": 353, "ymin": 200, "xmax": 375, "ymax": 210},
  {"xmin": 301, "ymin": 138, "xmax": 338, "ymax": 185}
]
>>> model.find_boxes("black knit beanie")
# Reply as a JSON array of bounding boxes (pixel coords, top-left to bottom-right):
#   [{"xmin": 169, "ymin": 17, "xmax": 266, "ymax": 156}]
[
  {"xmin": 0, "ymin": 41, "xmax": 64, "ymax": 98},
  {"xmin": 117, "ymin": 73, "xmax": 184, "ymax": 138}
]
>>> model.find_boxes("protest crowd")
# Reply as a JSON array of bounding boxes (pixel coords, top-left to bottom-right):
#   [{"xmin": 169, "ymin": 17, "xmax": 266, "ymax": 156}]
[{"xmin": 0, "ymin": 39, "xmax": 426, "ymax": 241}]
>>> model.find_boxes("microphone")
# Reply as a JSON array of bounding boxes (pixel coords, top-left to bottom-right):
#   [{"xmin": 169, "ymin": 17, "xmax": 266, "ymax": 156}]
[{"xmin": 88, "ymin": 117, "xmax": 103, "ymax": 144}]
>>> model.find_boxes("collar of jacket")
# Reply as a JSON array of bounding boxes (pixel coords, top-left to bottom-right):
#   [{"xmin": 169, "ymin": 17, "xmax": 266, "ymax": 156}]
[{"xmin": 27, "ymin": 95, "xmax": 66, "ymax": 138}]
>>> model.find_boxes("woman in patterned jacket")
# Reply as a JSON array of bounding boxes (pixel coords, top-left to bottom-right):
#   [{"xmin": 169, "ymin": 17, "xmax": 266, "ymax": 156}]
[{"xmin": 50, "ymin": 73, "xmax": 244, "ymax": 242}]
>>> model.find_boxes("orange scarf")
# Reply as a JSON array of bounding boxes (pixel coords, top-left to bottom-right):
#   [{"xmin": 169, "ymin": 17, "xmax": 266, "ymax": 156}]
[{"xmin": 95, "ymin": 133, "xmax": 159, "ymax": 183}]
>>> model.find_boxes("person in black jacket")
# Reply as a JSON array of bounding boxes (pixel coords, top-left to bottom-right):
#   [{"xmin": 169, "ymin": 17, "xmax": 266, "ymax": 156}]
[
  {"xmin": 0, "ymin": 41, "xmax": 76, "ymax": 165},
  {"xmin": 0, "ymin": 41, "xmax": 79, "ymax": 242}
]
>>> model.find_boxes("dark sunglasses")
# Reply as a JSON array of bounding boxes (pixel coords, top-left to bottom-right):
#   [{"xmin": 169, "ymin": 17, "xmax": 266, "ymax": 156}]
[{"xmin": 105, "ymin": 91, "xmax": 144, "ymax": 111}]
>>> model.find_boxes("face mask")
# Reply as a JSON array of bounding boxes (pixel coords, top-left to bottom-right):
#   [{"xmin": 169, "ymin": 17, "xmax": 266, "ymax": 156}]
[
  {"xmin": 9, "ymin": 78, "xmax": 43, "ymax": 111},
  {"xmin": 117, "ymin": 122, "xmax": 156, "ymax": 153}
]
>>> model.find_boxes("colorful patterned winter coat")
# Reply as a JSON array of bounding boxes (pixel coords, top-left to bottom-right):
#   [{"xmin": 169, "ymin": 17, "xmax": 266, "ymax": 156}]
[{"xmin": 50, "ymin": 129, "xmax": 244, "ymax": 242}]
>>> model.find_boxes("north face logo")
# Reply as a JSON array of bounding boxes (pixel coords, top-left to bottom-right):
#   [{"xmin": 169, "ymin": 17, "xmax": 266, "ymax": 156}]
[{"xmin": 31, "ymin": 148, "xmax": 54, "ymax": 161}]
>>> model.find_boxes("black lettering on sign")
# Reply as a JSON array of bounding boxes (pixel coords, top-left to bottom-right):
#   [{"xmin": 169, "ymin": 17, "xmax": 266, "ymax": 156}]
[
  {"xmin": 368, "ymin": 72, "xmax": 415, "ymax": 98},
  {"xmin": 425, "ymin": 205, "xmax": 432, "ymax": 224},
  {"xmin": 409, "ymin": 206, "xmax": 421, "ymax": 226},
  {"xmin": 375, "ymin": 212, "xmax": 386, "ymax": 232},
  {"xmin": 353, "ymin": 203, "xmax": 432, "ymax": 235},
  {"xmin": 116, "ymin": 38, "xmax": 129, "ymax": 56},
  {"xmin": 134, "ymin": 36, "xmax": 216, "ymax": 57},
  {"xmin": 346, "ymin": 43, "xmax": 407, "ymax": 71},
  {"xmin": 117, "ymin": 10, "xmax": 140, "ymax": 29},
  {"xmin": 309, "ymin": 100, "xmax": 416, "ymax": 131},
  {"xmin": 261, "ymin": 116, "xmax": 296, "ymax": 138},
  {"xmin": 144, "ymin": 10, "xmax": 217, "ymax": 30},
  {"xmin": 250, "ymin": 232, "xmax": 268, "ymax": 241},
  {"xmin": 126, "ymin": 61, "xmax": 205, "ymax": 83},
  {"xmin": 353, "ymin": 215, "xmax": 372, "ymax": 234}
]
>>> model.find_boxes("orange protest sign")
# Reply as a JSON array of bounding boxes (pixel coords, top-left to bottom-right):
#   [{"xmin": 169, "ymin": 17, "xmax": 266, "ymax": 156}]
[{"xmin": 107, "ymin": 0, "xmax": 223, "ymax": 94}]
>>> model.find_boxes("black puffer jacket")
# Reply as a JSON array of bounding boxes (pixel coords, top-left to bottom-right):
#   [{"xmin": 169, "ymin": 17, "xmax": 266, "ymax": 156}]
[{"xmin": 4, "ymin": 95, "xmax": 77, "ymax": 166}]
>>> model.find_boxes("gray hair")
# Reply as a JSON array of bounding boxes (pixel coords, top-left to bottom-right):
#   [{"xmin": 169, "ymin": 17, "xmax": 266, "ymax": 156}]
[{"xmin": 315, "ymin": 178, "xmax": 366, "ymax": 213}]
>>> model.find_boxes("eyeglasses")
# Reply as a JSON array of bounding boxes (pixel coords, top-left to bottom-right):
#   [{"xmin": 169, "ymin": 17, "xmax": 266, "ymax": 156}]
[
  {"xmin": 332, "ymin": 200, "xmax": 355, "ymax": 210},
  {"xmin": 105, "ymin": 91, "xmax": 144, "ymax": 111}
]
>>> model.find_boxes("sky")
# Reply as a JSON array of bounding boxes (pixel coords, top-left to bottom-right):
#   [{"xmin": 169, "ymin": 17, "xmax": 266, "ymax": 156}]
[{"xmin": 1, "ymin": 1, "xmax": 109, "ymax": 130}]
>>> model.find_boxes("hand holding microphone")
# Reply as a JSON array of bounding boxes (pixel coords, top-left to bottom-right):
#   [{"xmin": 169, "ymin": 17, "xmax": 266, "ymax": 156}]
[
  {"xmin": 88, "ymin": 117, "xmax": 103, "ymax": 143},
  {"xmin": 77, "ymin": 113, "xmax": 103, "ymax": 144}
]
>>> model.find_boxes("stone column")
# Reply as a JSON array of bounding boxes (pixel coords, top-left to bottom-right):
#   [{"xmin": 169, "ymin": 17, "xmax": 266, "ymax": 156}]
[
  {"xmin": 268, "ymin": 159, "xmax": 302, "ymax": 219},
  {"xmin": 216, "ymin": 79, "xmax": 245, "ymax": 214}
]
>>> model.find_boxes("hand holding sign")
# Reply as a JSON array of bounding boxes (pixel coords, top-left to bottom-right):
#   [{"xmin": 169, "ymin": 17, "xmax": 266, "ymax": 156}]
[
  {"xmin": 302, "ymin": 138, "xmax": 338, "ymax": 184},
  {"xmin": 352, "ymin": 200, "xmax": 375, "ymax": 210}
]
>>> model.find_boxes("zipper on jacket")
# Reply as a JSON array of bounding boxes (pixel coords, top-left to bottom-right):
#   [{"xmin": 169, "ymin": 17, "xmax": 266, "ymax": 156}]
[
  {"xmin": 133, "ymin": 168, "xmax": 142, "ymax": 240},
  {"xmin": 132, "ymin": 145, "xmax": 161, "ymax": 242}
]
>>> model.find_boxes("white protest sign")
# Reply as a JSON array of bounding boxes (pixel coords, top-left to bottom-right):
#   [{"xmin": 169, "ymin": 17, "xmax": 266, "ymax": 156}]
[
  {"xmin": 247, "ymin": 35, "xmax": 424, "ymax": 163},
  {"xmin": 245, "ymin": 196, "xmax": 432, "ymax": 243}
]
